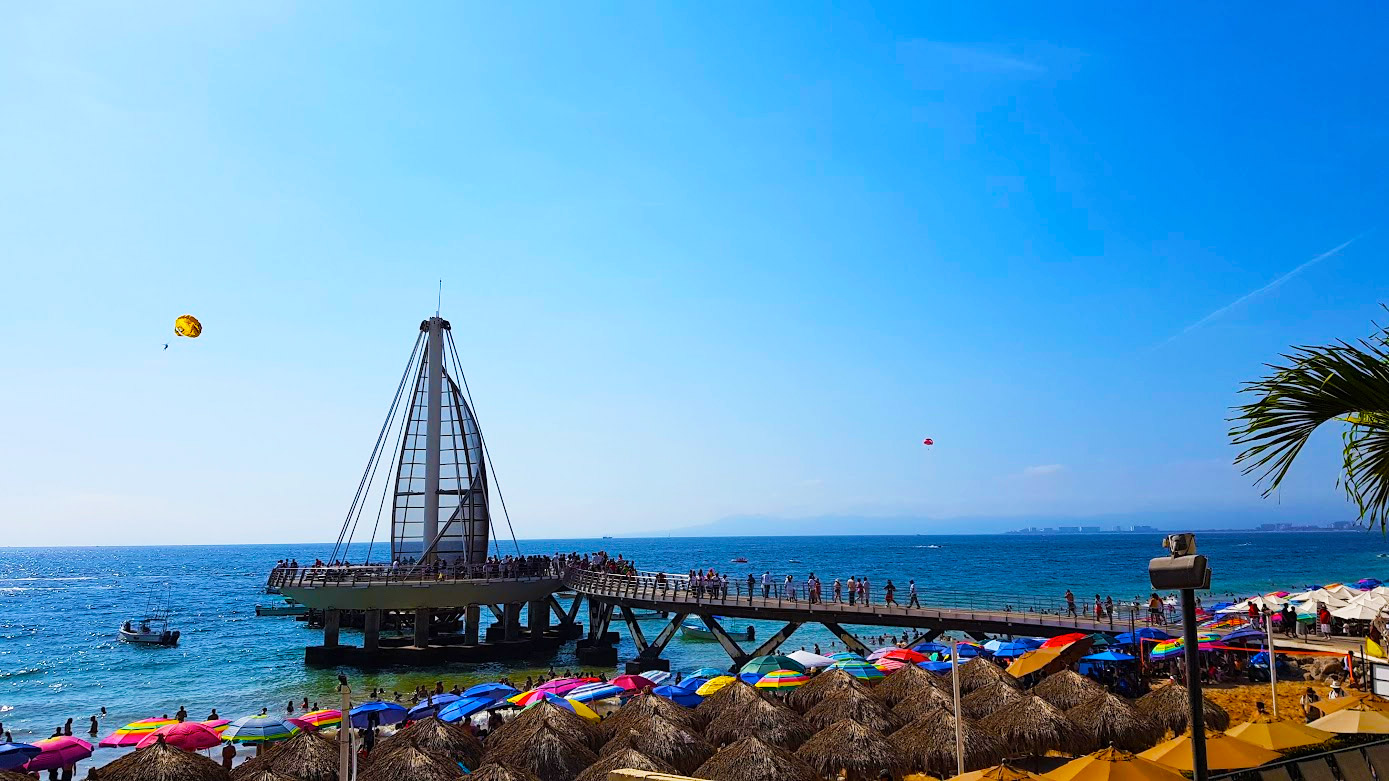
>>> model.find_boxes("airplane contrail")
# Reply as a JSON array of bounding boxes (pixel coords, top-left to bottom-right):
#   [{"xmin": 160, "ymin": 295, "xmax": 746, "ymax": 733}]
[{"xmin": 1160, "ymin": 230, "xmax": 1372, "ymax": 346}]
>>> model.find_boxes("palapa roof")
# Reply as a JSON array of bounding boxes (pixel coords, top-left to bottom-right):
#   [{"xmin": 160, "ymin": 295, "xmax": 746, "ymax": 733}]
[
  {"xmin": 375, "ymin": 716, "xmax": 483, "ymax": 770},
  {"xmin": 977, "ymin": 694, "xmax": 1085, "ymax": 757},
  {"xmin": 962, "ymin": 680, "xmax": 1027, "ymax": 720},
  {"xmin": 796, "ymin": 718, "xmax": 908, "ymax": 781},
  {"xmin": 890, "ymin": 708, "xmax": 1006, "ymax": 777},
  {"xmin": 959, "ymin": 658, "xmax": 1020, "ymax": 694},
  {"xmin": 602, "ymin": 720, "xmax": 715, "ymax": 775},
  {"xmin": 88, "ymin": 740, "xmax": 231, "ymax": 781},
  {"xmin": 231, "ymin": 771, "xmax": 298, "ymax": 781},
  {"xmin": 486, "ymin": 700, "xmax": 602, "ymax": 751},
  {"xmin": 230, "ymin": 729, "xmax": 339, "ymax": 781},
  {"xmin": 1033, "ymin": 670, "xmax": 1105, "ymax": 712},
  {"xmin": 704, "ymin": 695, "xmax": 814, "ymax": 750},
  {"xmin": 599, "ymin": 691, "xmax": 700, "ymax": 738},
  {"xmin": 804, "ymin": 687, "xmax": 902, "ymax": 734},
  {"xmin": 483, "ymin": 724, "xmax": 598, "ymax": 781},
  {"xmin": 693, "ymin": 736, "xmax": 820, "ymax": 781},
  {"xmin": 574, "ymin": 748, "xmax": 677, "ymax": 781},
  {"xmin": 1065, "ymin": 692, "xmax": 1162, "ymax": 753},
  {"xmin": 1134, "ymin": 682, "xmax": 1230, "ymax": 733},
  {"xmin": 876, "ymin": 661, "xmax": 946, "ymax": 707},
  {"xmin": 465, "ymin": 764, "xmax": 540, "ymax": 781},
  {"xmin": 694, "ymin": 679, "xmax": 767, "ymax": 727},
  {"xmin": 893, "ymin": 683, "xmax": 958, "ymax": 723},
  {"xmin": 357, "ymin": 746, "xmax": 462, "ymax": 781},
  {"xmin": 785, "ymin": 668, "xmax": 870, "ymax": 713},
  {"xmin": 1, "ymin": 773, "xmax": 39, "ymax": 781}
]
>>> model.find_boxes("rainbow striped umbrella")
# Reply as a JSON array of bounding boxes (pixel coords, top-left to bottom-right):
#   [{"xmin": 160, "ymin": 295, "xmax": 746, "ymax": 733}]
[
  {"xmin": 755, "ymin": 669, "xmax": 811, "ymax": 690},
  {"xmin": 695, "ymin": 675, "xmax": 736, "ymax": 696},
  {"xmin": 223, "ymin": 714, "xmax": 300, "ymax": 744},
  {"xmin": 828, "ymin": 652, "xmax": 866, "ymax": 662},
  {"xmin": 202, "ymin": 720, "xmax": 230, "ymax": 734},
  {"xmin": 828, "ymin": 659, "xmax": 886, "ymax": 681},
  {"xmin": 520, "ymin": 692, "xmax": 600, "ymax": 722},
  {"xmin": 296, "ymin": 710, "xmax": 340, "ymax": 729},
  {"xmin": 98, "ymin": 718, "xmax": 178, "ymax": 749},
  {"xmin": 874, "ymin": 659, "xmax": 908, "ymax": 672}
]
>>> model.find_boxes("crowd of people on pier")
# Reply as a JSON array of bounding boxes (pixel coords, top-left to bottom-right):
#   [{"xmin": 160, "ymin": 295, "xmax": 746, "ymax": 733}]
[{"xmin": 269, "ymin": 550, "xmax": 637, "ymax": 587}]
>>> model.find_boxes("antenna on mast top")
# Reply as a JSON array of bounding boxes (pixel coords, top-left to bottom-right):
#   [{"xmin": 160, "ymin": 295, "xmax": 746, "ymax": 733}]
[{"xmin": 436, "ymin": 280, "xmax": 442, "ymax": 317}]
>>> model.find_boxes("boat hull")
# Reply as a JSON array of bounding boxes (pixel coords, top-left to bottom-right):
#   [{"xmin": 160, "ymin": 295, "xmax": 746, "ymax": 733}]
[
  {"xmin": 679, "ymin": 624, "xmax": 716, "ymax": 641},
  {"xmin": 119, "ymin": 628, "xmax": 179, "ymax": 646}
]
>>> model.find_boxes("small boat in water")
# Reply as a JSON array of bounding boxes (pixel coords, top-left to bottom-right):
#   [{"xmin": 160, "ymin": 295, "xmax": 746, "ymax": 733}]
[
  {"xmin": 730, "ymin": 557, "xmax": 748, "ymax": 563},
  {"xmin": 679, "ymin": 622, "xmax": 717, "ymax": 641},
  {"xmin": 121, "ymin": 587, "xmax": 180, "ymax": 646},
  {"xmin": 256, "ymin": 597, "xmax": 308, "ymax": 617}
]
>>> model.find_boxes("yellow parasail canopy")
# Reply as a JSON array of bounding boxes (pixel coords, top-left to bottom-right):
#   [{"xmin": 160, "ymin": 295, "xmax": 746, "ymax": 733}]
[{"xmin": 174, "ymin": 314, "xmax": 202, "ymax": 338}]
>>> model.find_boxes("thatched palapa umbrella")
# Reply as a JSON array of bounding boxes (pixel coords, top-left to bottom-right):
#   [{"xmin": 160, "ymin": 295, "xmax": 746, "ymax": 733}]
[
  {"xmin": 465, "ymin": 764, "xmax": 540, "ymax": 781},
  {"xmin": 1032, "ymin": 670, "xmax": 1105, "ymax": 712},
  {"xmin": 876, "ymin": 662, "xmax": 945, "ymax": 707},
  {"xmin": 804, "ymin": 687, "xmax": 902, "ymax": 734},
  {"xmin": 375, "ymin": 716, "xmax": 484, "ymax": 771},
  {"xmin": 1065, "ymin": 692, "xmax": 1162, "ymax": 753},
  {"xmin": 962, "ymin": 680, "xmax": 1026, "ymax": 720},
  {"xmin": 1135, "ymin": 682, "xmax": 1230, "ymax": 734},
  {"xmin": 704, "ymin": 696, "xmax": 814, "ymax": 750},
  {"xmin": 890, "ymin": 709, "xmax": 1005, "ymax": 777},
  {"xmin": 959, "ymin": 658, "xmax": 1020, "ymax": 694},
  {"xmin": 892, "ymin": 683, "xmax": 957, "ymax": 723},
  {"xmin": 486, "ymin": 700, "xmax": 601, "ymax": 751},
  {"xmin": 483, "ymin": 725, "xmax": 598, "ymax": 781},
  {"xmin": 88, "ymin": 739, "xmax": 231, "ymax": 781},
  {"xmin": 599, "ymin": 691, "xmax": 700, "ymax": 737},
  {"xmin": 796, "ymin": 719, "xmax": 908, "ymax": 781},
  {"xmin": 786, "ymin": 668, "xmax": 870, "ymax": 713},
  {"xmin": 603, "ymin": 722, "xmax": 715, "ymax": 775},
  {"xmin": 694, "ymin": 679, "xmax": 767, "ymax": 727},
  {"xmin": 977, "ymin": 694, "xmax": 1084, "ymax": 758},
  {"xmin": 230, "ymin": 730, "xmax": 339, "ymax": 781},
  {"xmin": 574, "ymin": 748, "xmax": 677, "ymax": 781},
  {"xmin": 357, "ymin": 746, "xmax": 462, "ymax": 781},
  {"xmin": 693, "ymin": 736, "xmax": 819, "ymax": 781}
]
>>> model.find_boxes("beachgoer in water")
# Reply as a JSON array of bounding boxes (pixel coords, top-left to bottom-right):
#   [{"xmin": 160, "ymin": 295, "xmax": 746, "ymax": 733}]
[
  {"xmin": 301, "ymin": 697, "xmax": 309, "ymax": 710},
  {"xmin": 176, "ymin": 706, "xmax": 187, "ymax": 722},
  {"xmin": 63, "ymin": 718, "xmax": 72, "ymax": 736},
  {"xmin": 222, "ymin": 743, "xmax": 236, "ymax": 769},
  {"xmin": 208, "ymin": 709, "xmax": 219, "ymax": 720},
  {"xmin": 88, "ymin": 716, "xmax": 98, "ymax": 736},
  {"xmin": 287, "ymin": 701, "xmax": 295, "ymax": 714}
]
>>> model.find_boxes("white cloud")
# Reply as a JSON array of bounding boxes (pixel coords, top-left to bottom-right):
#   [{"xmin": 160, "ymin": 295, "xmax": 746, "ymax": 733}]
[{"xmin": 1023, "ymin": 464, "xmax": 1065, "ymax": 477}]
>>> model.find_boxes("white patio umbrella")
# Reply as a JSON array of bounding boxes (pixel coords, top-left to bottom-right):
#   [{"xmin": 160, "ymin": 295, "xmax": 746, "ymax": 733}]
[
  {"xmin": 1332, "ymin": 603, "xmax": 1385, "ymax": 621},
  {"xmin": 786, "ymin": 650, "xmax": 836, "ymax": 669}
]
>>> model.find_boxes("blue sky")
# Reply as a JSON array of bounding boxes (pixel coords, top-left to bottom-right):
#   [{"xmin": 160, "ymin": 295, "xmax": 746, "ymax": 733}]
[{"xmin": 2, "ymin": 4, "xmax": 1385, "ymax": 545}]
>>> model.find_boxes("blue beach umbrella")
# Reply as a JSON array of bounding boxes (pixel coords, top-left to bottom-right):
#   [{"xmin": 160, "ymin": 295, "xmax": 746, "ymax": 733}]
[
  {"xmin": 438, "ymin": 696, "xmax": 504, "ymax": 724},
  {"xmin": 462, "ymin": 683, "xmax": 518, "ymax": 700},
  {"xmin": 350, "ymin": 701, "xmax": 408, "ymax": 728},
  {"xmin": 828, "ymin": 652, "xmax": 865, "ymax": 662},
  {"xmin": 223, "ymin": 715, "xmax": 300, "ymax": 744},
  {"xmin": 737, "ymin": 672, "xmax": 762, "ymax": 685},
  {"xmin": 828, "ymin": 659, "xmax": 885, "ymax": 681},
  {"xmin": 911, "ymin": 641, "xmax": 950, "ymax": 655},
  {"xmin": 1222, "ymin": 628, "xmax": 1266, "ymax": 644},
  {"xmin": 0, "ymin": 743, "xmax": 42, "ymax": 771},
  {"xmin": 952, "ymin": 643, "xmax": 982, "ymax": 658},
  {"xmin": 690, "ymin": 667, "xmax": 727, "ymax": 678},
  {"xmin": 991, "ymin": 644, "xmax": 1030, "ymax": 659},
  {"xmin": 567, "ymin": 683, "xmax": 624, "ymax": 703},
  {"xmin": 1114, "ymin": 627, "xmax": 1171, "ymax": 645},
  {"xmin": 407, "ymin": 693, "xmax": 461, "ymax": 719},
  {"xmin": 1082, "ymin": 651, "xmax": 1137, "ymax": 662},
  {"xmin": 674, "ymin": 676, "xmax": 709, "ymax": 693},
  {"xmin": 919, "ymin": 660, "xmax": 955, "ymax": 673},
  {"xmin": 651, "ymin": 685, "xmax": 703, "ymax": 708}
]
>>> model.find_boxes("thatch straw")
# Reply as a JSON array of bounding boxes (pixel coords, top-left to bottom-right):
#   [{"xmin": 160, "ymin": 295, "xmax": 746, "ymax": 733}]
[
  {"xmin": 375, "ymin": 716, "xmax": 484, "ymax": 770},
  {"xmin": 1135, "ymin": 682, "xmax": 1230, "ymax": 734},
  {"xmin": 693, "ymin": 736, "xmax": 820, "ymax": 781},
  {"xmin": 486, "ymin": 700, "xmax": 601, "ymax": 751},
  {"xmin": 796, "ymin": 719, "xmax": 908, "ymax": 781},
  {"xmin": 575, "ymin": 748, "xmax": 677, "ymax": 781},
  {"xmin": 1066, "ymin": 692, "xmax": 1162, "ymax": 753},
  {"xmin": 892, "ymin": 683, "xmax": 957, "ymax": 723},
  {"xmin": 693, "ymin": 680, "xmax": 767, "ymax": 727},
  {"xmin": 785, "ymin": 668, "xmax": 870, "ymax": 713},
  {"xmin": 962, "ymin": 680, "xmax": 1027, "ymax": 720},
  {"xmin": 483, "ymin": 725, "xmax": 598, "ymax": 781},
  {"xmin": 88, "ymin": 740, "xmax": 231, "ymax": 781},
  {"xmin": 890, "ymin": 707, "xmax": 1005, "ymax": 776},
  {"xmin": 602, "ymin": 721, "xmax": 715, "ymax": 775},
  {"xmin": 804, "ymin": 687, "xmax": 902, "ymax": 735},
  {"xmin": 1033, "ymin": 670, "xmax": 1105, "ymax": 712},
  {"xmin": 230, "ymin": 730, "xmax": 339, "ymax": 781},
  {"xmin": 357, "ymin": 746, "xmax": 462, "ymax": 781},
  {"xmin": 466, "ymin": 764, "xmax": 539, "ymax": 781},
  {"xmin": 875, "ymin": 662, "xmax": 946, "ymax": 707},
  {"xmin": 959, "ymin": 658, "xmax": 1020, "ymax": 694},
  {"xmin": 226, "ymin": 771, "xmax": 296, "ymax": 781},
  {"xmin": 704, "ymin": 696, "xmax": 814, "ymax": 750},
  {"xmin": 599, "ymin": 691, "xmax": 700, "ymax": 738},
  {"xmin": 1, "ymin": 773, "xmax": 37, "ymax": 781},
  {"xmin": 978, "ymin": 694, "xmax": 1085, "ymax": 757}
]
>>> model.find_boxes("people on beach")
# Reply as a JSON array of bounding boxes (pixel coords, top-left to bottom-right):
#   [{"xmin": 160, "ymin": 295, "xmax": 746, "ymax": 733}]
[
  {"xmin": 1301, "ymin": 687, "xmax": 1322, "ymax": 722},
  {"xmin": 1064, "ymin": 589, "xmax": 1076, "ymax": 616}
]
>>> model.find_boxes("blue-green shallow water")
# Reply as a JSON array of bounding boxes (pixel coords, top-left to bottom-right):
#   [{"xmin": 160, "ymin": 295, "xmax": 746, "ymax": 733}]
[{"xmin": 2, "ymin": 532, "xmax": 1385, "ymax": 747}]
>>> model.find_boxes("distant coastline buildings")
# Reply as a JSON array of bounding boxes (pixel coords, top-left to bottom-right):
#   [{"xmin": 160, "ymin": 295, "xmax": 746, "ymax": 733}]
[{"xmin": 1007, "ymin": 521, "xmax": 1356, "ymax": 534}]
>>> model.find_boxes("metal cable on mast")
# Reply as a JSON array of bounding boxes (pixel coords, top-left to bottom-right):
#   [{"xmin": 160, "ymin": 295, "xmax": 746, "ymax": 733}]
[{"xmin": 446, "ymin": 329, "xmax": 522, "ymax": 556}]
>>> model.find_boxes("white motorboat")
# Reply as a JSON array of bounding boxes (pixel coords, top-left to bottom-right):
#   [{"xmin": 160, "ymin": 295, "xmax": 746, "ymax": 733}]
[
  {"xmin": 119, "ymin": 617, "xmax": 180, "ymax": 646},
  {"xmin": 679, "ymin": 622, "xmax": 716, "ymax": 641},
  {"xmin": 256, "ymin": 598, "xmax": 308, "ymax": 617}
]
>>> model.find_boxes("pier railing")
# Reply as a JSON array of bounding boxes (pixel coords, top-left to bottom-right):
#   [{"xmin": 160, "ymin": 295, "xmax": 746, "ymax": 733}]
[{"xmin": 266, "ymin": 563, "xmax": 566, "ymax": 590}]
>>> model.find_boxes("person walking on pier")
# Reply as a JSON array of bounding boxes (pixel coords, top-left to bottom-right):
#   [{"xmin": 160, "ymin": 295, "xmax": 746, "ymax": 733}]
[
  {"xmin": 762, "ymin": 571, "xmax": 771, "ymax": 599},
  {"xmin": 884, "ymin": 580, "xmax": 897, "ymax": 605},
  {"xmin": 747, "ymin": 573, "xmax": 755, "ymax": 603},
  {"xmin": 1104, "ymin": 595, "xmax": 1114, "ymax": 619},
  {"xmin": 833, "ymin": 578, "xmax": 843, "ymax": 603},
  {"xmin": 861, "ymin": 576, "xmax": 871, "ymax": 606},
  {"xmin": 907, "ymin": 579, "xmax": 920, "ymax": 608},
  {"xmin": 1064, "ymin": 589, "xmax": 1077, "ymax": 617}
]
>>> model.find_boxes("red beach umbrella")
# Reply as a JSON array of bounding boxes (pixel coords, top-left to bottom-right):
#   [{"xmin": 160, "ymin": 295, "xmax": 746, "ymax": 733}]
[
  {"xmin": 609, "ymin": 674, "xmax": 656, "ymax": 692},
  {"xmin": 1042, "ymin": 633, "xmax": 1090, "ymax": 648},
  {"xmin": 135, "ymin": 723, "xmax": 223, "ymax": 751}
]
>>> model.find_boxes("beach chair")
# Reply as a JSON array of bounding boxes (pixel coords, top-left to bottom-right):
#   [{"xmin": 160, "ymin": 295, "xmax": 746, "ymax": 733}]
[
  {"xmin": 1365, "ymin": 744, "xmax": 1389, "ymax": 780},
  {"xmin": 1335, "ymin": 751, "xmax": 1375, "ymax": 781},
  {"xmin": 1297, "ymin": 758, "xmax": 1338, "ymax": 781},
  {"xmin": 1257, "ymin": 767, "xmax": 1294, "ymax": 781}
]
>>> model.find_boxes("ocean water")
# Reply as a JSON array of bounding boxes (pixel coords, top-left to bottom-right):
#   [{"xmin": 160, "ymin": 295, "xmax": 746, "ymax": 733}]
[{"xmin": 1, "ymin": 531, "xmax": 1385, "ymax": 749}]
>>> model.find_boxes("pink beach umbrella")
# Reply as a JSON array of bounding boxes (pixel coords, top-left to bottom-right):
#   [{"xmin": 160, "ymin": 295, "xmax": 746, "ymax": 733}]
[
  {"xmin": 23, "ymin": 737, "xmax": 93, "ymax": 772},
  {"xmin": 534, "ymin": 677, "xmax": 598, "ymax": 696},
  {"xmin": 135, "ymin": 723, "xmax": 224, "ymax": 751},
  {"xmin": 608, "ymin": 674, "xmax": 655, "ymax": 692},
  {"xmin": 286, "ymin": 718, "xmax": 315, "ymax": 733}
]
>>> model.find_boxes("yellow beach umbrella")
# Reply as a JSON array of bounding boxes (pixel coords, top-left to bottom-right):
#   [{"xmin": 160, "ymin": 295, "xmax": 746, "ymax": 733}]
[
  {"xmin": 906, "ymin": 775, "xmax": 942, "ymax": 781},
  {"xmin": 1006, "ymin": 648, "xmax": 1064, "ymax": 678},
  {"xmin": 1309, "ymin": 702, "xmax": 1389, "ymax": 734},
  {"xmin": 696, "ymin": 675, "xmax": 736, "ymax": 696},
  {"xmin": 1225, "ymin": 718, "xmax": 1334, "ymax": 751},
  {"xmin": 1315, "ymin": 691, "xmax": 1389, "ymax": 715},
  {"xmin": 1139, "ymin": 730, "xmax": 1281, "ymax": 771},
  {"xmin": 950, "ymin": 762, "xmax": 1046, "ymax": 781},
  {"xmin": 1046, "ymin": 746, "xmax": 1188, "ymax": 781}
]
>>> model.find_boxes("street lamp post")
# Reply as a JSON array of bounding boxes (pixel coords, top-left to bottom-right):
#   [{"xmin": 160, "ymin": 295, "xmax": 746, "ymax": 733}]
[{"xmin": 1150, "ymin": 534, "xmax": 1212, "ymax": 781}]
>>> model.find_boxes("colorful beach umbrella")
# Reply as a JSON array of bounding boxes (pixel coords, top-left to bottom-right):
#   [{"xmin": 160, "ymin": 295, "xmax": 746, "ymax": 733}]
[
  {"xmin": 0, "ymin": 742, "xmax": 41, "ymax": 772},
  {"xmin": 1149, "ymin": 639, "xmax": 1185, "ymax": 659},
  {"xmin": 690, "ymin": 667, "xmax": 727, "ymax": 678},
  {"xmin": 1047, "ymin": 746, "xmax": 1187, "ymax": 781},
  {"xmin": 920, "ymin": 660, "xmax": 955, "ymax": 672},
  {"xmin": 124, "ymin": 717, "xmax": 178, "ymax": 731},
  {"xmin": 878, "ymin": 648, "xmax": 928, "ymax": 664},
  {"xmin": 755, "ymin": 669, "xmax": 811, "ymax": 690},
  {"xmin": 695, "ymin": 675, "xmax": 736, "ymax": 696},
  {"xmin": 1082, "ymin": 651, "xmax": 1137, "ymax": 663},
  {"xmin": 1042, "ymin": 633, "xmax": 1090, "ymax": 648},
  {"xmin": 1225, "ymin": 718, "xmax": 1333, "ymax": 751},
  {"xmin": 462, "ymin": 683, "xmax": 518, "ymax": 700},
  {"xmin": 949, "ymin": 762, "xmax": 1045, "ymax": 781},
  {"xmin": 520, "ymin": 692, "xmax": 599, "ymax": 722},
  {"xmin": 828, "ymin": 659, "xmax": 885, "ymax": 681},
  {"xmin": 135, "ymin": 722, "xmax": 223, "ymax": 751},
  {"xmin": 407, "ymin": 693, "xmax": 461, "ymax": 719},
  {"xmin": 1115, "ymin": 628, "xmax": 1170, "ymax": 644},
  {"xmin": 98, "ymin": 717, "xmax": 179, "ymax": 748},
  {"xmin": 911, "ymin": 641, "xmax": 950, "ymax": 655},
  {"xmin": 202, "ymin": 719, "xmax": 230, "ymax": 734},
  {"xmin": 21, "ymin": 737, "xmax": 93, "ymax": 772},
  {"xmin": 874, "ymin": 658, "xmax": 908, "ymax": 672},
  {"xmin": 296, "ymin": 710, "xmax": 340, "ymax": 729},
  {"xmin": 348, "ymin": 701, "xmax": 407, "ymax": 728},
  {"xmin": 828, "ymin": 652, "xmax": 866, "ymax": 662},
  {"xmin": 991, "ymin": 643, "xmax": 1032, "ymax": 659},
  {"xmin": 533, "ymin": 677, "xmax": 598, "ymax": 696},
  {"xmin": 953, "ymin": 641, "xmax": 984, "ymax": 658},
  {"xmin": 223, "ymin": 714, "xmax": 301, "ymax": 743},
  {"xmin": 651, "ymin": 684, "xmax": 702, "ymax": 708},
  {"xmin": 437, "ymin": 696, "xmax": 503, "ymax": 724},
  {"xmin": 609, "ymin": 674, "xmax": 656, "ymax": 692},
  {"xmin": 786, "ymin": 650, "xmax": 836, "ymax": 669},
  {"xmin": 567, "ymin": 682, "xmax": 625, "ymax": 702},
  {"xmin": 1139, "ymin": 731, "xmax": 1281, "ymax": 770},
  {"xmin": 740, "ymin": 655, "xmax": 807, "ymax": 676}
]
